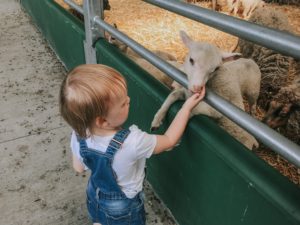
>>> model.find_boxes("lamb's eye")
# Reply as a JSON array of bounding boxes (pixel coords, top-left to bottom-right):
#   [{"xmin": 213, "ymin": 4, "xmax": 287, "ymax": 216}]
[{"xmin": 189, "ymin": 58, "xmax": 194, "ymax": 65}]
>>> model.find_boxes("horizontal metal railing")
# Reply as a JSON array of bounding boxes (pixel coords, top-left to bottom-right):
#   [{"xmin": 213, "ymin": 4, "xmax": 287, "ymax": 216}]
[
  {"xmin": 144, "ymin": 0, "xmax": 300, "ymax": 60},
  {"xmin": 65, "ymin": 0, "xmax": 83, "ymax": 14},
  {"xmin": 63, "ymin": 0, "xmax": 300, "ymax": 168}
]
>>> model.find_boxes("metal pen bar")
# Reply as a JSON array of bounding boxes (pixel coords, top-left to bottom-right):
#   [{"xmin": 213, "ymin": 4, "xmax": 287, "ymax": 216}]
[
  {"xmin": 62, "ymin": 0, "xmax": 300, "ymax": 167},
  {"xmin": 144, "ymin": 0, "xmax": 300, "ymax": 60},
  {"xmin": 83, "ymin": 0, "xmax": 98, "ymax": 63},
  {"xmin": 64, "ymin": 0, "xmax": 83, "ymax": 14}
]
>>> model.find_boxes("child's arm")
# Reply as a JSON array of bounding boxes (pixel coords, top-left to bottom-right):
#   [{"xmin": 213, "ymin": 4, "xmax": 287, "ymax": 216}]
[
  {"xmin": 72, "ymin": 154, "xmax": 85, "ymax": 173},
  {"xmin": 153, "ymin": 87, "xmax": 206, "ymax": 154}
]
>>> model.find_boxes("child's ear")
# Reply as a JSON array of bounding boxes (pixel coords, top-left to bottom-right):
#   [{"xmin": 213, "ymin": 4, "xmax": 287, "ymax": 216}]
[{"xmin": 95, "ymin": 117, "xmax": 108, "ymax": 128}]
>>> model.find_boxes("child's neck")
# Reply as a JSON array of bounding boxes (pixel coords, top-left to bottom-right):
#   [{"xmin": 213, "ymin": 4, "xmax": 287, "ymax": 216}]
[{"xmin": 93, "ymin": 126, "xmax": 122, "ymax": 137}]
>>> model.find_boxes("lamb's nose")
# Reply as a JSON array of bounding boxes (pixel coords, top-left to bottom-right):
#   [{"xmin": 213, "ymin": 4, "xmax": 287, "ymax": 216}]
[{"xmin": 192, "ymin": 85, "xmax": 203, "ymax": 93}]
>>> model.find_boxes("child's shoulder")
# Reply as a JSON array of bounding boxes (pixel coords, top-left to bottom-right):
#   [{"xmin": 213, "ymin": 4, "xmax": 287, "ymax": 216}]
[
  {"xmin": 127, "ymin": 125, "xmax": 156, "ymax": 150},
  {"xmin": 128, "ymin": 124, "xmax": 140, "ymax": 132},
  {"xmin": 128, "ymin": 124, "xmax": 148, "ymax": 137},
  {"xmin": 125, "ymin": 125, "xmax": 156, "ymax": 158},
  {"xmin": 127, "ymin": 125, "xmax": 142, "ymax": 140}
]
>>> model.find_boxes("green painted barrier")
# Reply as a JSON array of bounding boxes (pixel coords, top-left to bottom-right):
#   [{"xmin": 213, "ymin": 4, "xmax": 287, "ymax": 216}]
[{"xmin": 21, "ymin": 1, "xmax": 300, "ymax": 224}]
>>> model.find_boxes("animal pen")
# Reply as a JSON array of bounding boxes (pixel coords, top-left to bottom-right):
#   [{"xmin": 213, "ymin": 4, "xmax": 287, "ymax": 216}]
[{"xmin": 21, "ymin": 0, "xmax": 300, "ymax": 224}]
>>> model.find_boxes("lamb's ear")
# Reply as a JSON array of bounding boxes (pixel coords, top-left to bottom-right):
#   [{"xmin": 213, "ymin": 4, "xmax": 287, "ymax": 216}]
[
  {"xmin": 221, "ymin": 52, "xmax": 242, "ymax": 62},
  {"xmin": 180, "ymin": 30, "xmax": 193, "ymax": 48}
]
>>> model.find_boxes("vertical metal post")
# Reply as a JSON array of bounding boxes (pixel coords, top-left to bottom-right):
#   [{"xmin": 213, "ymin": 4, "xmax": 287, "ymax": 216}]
[{"xmin": 83, "ymin": 0, "xmax": 104, "ymax": 64}]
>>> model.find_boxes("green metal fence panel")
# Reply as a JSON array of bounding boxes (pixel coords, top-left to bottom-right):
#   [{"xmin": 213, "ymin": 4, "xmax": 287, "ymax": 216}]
[
  {"xmin": 21, "ymin": 0, "xmax": 86, "ymax": 70},
  {"xmin": 21, "ymin": 1, "xmax": 300, "ymax": 224}
]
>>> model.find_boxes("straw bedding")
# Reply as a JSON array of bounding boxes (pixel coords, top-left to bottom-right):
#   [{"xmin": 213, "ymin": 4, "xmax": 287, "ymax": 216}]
[{"xmin": 55, "ymin": 0, "xmax": 300, "ymax": 185}]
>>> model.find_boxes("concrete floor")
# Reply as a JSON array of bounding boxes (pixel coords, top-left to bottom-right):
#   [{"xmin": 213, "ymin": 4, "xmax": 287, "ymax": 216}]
[{"xmin": 0, "ymin": 0, "xmax": 177, "ymax": 224}]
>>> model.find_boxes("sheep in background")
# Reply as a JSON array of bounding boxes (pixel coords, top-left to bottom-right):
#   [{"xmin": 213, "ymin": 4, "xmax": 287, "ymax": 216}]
[
  {"xmin": 227, "ymin": 0, "xmax": 237, "ymax": 13},
  {"xmin": 185, "ymin": 0, "xmax": 227, "ymax": 11},
  {"xmin": 151, "ymin": 31, "xmax": 261, "ymax": 149},
  {"xmin": 235, "ymin": 8, "xmax": 292, "ymax": 109},
  {"xmin": 264, "ymin": 0, "xmax": 300, "ymax": 6},
  {"xmin": 230, "ymin": 0, "xmax": 266, "ymax": 18},
  {"xmin": 263, "ymin": 61, "xmax": 300, "ymax": 144},
  {"xmin": 211, "ymin": 0, "xmax": 228, "ymax": 11}
]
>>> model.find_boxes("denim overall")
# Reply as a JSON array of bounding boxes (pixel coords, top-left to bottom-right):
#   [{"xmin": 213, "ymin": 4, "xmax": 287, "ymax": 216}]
[{"xmin": 77, "ymin": 129, "xmax": 146, "ymax": 225}]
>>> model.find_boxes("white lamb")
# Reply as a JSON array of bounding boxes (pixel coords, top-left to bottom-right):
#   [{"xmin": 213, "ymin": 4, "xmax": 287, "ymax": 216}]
[
  {"xmin": 229, "ymin": 0, "xmax": 265, "ymax": 18},
  {"xmin": 151, "ymin": 31, "xmax": 261, "ymax": 149}
]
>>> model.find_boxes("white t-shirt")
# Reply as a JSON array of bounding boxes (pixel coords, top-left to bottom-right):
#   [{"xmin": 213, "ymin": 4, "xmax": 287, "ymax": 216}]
[{"xmin": 70, "ymin": 125, "xmax": 157, "ymax": 198}]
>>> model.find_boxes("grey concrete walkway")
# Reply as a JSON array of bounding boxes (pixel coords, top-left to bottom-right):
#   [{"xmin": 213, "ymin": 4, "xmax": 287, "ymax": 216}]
[{"xmin": 0, "ymin": 0, "xmax": 176, "ymax": 224}]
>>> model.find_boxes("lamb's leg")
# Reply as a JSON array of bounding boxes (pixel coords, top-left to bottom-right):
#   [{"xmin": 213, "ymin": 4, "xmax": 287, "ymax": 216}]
[
  {"xmin": 249, "ymin": 102, "xmax": 257, "ymax": 116},
  {"xmin": 247, "ymin": 95, "xmax": 258, "ymax": 116},
  {"xmin": 233, "ymin": 0, "xmax": 240, "ymax": 16},
  {"xmin": 243, "ymin": 4, "xmax": 251, "ymax": 18},
  {"xmin": 247, "ymin": 3, "xmax": 258, "ymax": 19},
  {"xmin": 151, "ymin": 88, "xmax": 186, "ymax": 131},
  {"xmin": 227, "ymin": 0, "xmax": 234, "ymax": 14},
  {"xmin": 212, "ymin": 0, "xmax": 217, "ymax": 10},
  {"xmin": 243, "ymin": 86, "xmax": 259, "ymax": 116},
  {"xmin": 245, "ymin": 83, "xmax": 260, "ymax": 116}
]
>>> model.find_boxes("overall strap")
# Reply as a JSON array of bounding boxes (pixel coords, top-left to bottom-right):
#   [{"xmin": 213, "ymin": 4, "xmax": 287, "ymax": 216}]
[
  {"xmin": 106, "ymin": 129, "xmax": 130, "ymax": 158},
  {"xmin": 76, "ymin": 134, "xmax": 88, "ymax": 151}
]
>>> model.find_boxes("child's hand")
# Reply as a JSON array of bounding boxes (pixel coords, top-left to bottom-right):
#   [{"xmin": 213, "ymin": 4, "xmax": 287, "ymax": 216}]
[{"xmin": 182, "ymin": 86, "xmax": 206, "ymax": 111}]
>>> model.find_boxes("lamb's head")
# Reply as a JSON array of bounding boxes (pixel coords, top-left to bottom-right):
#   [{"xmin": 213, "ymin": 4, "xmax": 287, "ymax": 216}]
[
  {"xmin": 263, "ymin": 77, "xmax": 300, "ymax": 129},
  {"xmin": 180, "ymin": 31, "xmax": 241, "ymax": 93}
]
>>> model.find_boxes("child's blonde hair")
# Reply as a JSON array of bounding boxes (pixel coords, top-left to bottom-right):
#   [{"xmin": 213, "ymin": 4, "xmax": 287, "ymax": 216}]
[{"xmin": 59, "ymin": 64, "xmax": 127, "ymax": 138}]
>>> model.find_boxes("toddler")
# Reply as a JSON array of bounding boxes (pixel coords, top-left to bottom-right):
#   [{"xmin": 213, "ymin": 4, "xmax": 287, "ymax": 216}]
[{"xmin": 59, "ymin": 64, "xmax": 205, "ymax": 225}]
